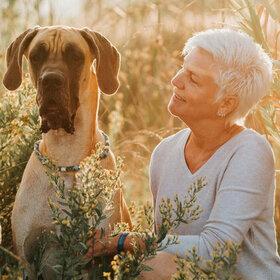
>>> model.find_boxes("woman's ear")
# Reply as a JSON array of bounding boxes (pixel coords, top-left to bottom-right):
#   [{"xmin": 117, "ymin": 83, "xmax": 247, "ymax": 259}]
[{"xmin": 217, "ymin": 95, "xmax": 239, "ymax": 117}]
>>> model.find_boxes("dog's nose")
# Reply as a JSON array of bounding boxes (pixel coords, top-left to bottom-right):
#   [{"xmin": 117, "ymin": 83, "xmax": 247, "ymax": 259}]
[{"xmin": 41, "ymin": 72, "xmax": 64, "ymax": 89}]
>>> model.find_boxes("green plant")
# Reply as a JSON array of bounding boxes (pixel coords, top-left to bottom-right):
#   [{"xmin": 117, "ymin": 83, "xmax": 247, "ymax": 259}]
[
  {"xmin": 157, "ymin": 178, "xmax": 206, "ymax": 243},
  {"xmin": 0, "ymin": 76, "xmax": 40, "ymax": 249},
  {"xmin": 171, "ymin": 241, "xmax": 241, "ymax": 280},
  {"xmin": 2, "ymin": 152, "xmax": 238, "ymax": 280},
  {"xmin": 0, "ymin": 245, "xmax": 23, "ymax": 280},
  {"xmin": 43, "ymin": 162, "xmax": 207, "ymax": 279},
  {"xmin": 49, "ymin": 150, "xmax": 122, "ymax": 278},
  {"xmin": 96, "ymin": 179, "xmax": 207, "ymax": 280}
]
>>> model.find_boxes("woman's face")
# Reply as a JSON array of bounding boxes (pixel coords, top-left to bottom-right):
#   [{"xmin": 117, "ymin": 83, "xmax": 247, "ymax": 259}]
[{"xmin": 168, "ymin": 47, "xmax": 220, "ymax": 124}]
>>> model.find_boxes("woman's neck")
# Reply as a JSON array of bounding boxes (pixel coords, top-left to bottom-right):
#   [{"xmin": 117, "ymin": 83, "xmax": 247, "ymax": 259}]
[{"xmin": 187, "ymin": 123, "xmax": 245, "ymax": 152}]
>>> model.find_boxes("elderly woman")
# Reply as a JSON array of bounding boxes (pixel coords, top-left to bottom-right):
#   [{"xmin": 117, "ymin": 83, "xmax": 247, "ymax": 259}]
[{"xmin": 89, "ymin": 29, "xmax": 280, "ymax": 280}]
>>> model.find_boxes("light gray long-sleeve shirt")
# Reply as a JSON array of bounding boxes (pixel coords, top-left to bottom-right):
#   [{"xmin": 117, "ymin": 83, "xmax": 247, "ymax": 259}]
[{"xmin": 150, "ymin": 128, "xmax": 280, "ymax": 280}]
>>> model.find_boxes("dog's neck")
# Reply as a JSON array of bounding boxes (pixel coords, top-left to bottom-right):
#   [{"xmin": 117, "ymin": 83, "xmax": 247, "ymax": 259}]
[{"xmin": 39, "ymin": 73, "xmax": 103, "ymax": 167}]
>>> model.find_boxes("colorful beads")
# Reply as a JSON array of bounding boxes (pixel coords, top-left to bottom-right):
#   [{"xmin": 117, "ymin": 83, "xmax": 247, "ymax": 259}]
[{"xmin": 34, "ymin": 131, "xmax": 110, "ymax": 172}]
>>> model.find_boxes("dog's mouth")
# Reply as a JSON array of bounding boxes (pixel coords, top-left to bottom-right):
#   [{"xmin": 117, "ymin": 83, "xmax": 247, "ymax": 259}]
[
  {"xmin": 39, "ymin": 99, "xmax": 75, "ymax": 134},
  {"xmin": 36, "ymin": 71, "xmax": 80, "ymax": 135},
  {"xmin": 42, "ymin": 99, "xmax": 62, "ymax": 116},
  {"xmin": 45, "ymin": 100, "xmax": 61, "ymax": 115}
]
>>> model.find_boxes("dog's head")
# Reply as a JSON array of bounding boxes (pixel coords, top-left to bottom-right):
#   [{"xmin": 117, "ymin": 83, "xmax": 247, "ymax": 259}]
[{"xmin": 3, "ymin": 26, "xmax": 120, "ymax": 134}]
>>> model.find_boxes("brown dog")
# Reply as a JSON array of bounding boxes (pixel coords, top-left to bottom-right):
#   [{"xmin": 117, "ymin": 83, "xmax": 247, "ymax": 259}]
[{"xmin": 3, "ymin": 25, "xmax": 132, "ymax": 279}]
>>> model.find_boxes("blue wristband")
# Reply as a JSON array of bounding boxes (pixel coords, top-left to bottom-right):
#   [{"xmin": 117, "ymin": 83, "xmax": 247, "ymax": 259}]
[{"xmin": 117, "ymin": 232, "xmax": 129, "ymax": 256}]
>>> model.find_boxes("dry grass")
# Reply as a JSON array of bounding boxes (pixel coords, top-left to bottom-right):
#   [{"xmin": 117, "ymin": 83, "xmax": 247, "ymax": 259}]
[{"xmin": 0, "ymin": 0, "xmax": 279, "ymax": 254}]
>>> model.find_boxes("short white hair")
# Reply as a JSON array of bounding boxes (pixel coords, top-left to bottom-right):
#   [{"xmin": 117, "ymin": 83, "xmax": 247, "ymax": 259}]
[{"xmin": 183, "ymin": 28, "xmax": 273, "ymax": 126}]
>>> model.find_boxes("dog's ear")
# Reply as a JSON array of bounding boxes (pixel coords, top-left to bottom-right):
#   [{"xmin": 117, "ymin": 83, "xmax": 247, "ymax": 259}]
[
  {"xmin": 3, "ymin": 26, "xmax": 39, "ymax": 91},
  {"xmin": 80, "ymin": 28, "xmax": 120, "ymax": 95}
]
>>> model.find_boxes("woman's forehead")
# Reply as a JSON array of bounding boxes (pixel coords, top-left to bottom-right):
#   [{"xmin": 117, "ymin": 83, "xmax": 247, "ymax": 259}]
[{"xmin": 183, "ymin": 48, "xmax": 218, "ymax": 80}]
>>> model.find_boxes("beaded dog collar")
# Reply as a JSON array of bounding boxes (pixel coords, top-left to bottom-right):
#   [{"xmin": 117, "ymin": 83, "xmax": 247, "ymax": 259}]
[{"xmin": 34, "ymin": 132, "xmax": 110, "ymax": 172}]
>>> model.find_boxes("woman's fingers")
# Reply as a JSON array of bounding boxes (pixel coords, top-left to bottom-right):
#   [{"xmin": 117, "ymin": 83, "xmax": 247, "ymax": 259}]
[
  {"xmin": 83, "ymin": 231, "xmax": 118, "ymax": 258},
  {"xmin": 83, "ymin": 245, "xmax": 93, "ymax": 260},
  {"xmin": 83, "ymin": 240, "xmax": 106, "ymax": 259}
]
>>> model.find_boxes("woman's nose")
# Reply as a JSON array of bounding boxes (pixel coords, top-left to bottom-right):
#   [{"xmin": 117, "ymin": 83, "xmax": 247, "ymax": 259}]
[{"xmin": 171, "ymin": 71, "xmax": 185, "ymax": 89}]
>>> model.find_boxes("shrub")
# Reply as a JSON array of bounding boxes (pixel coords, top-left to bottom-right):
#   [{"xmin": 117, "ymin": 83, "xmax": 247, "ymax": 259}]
[
  {"xmin": 0, "ymin": 76, "xmax": 40, "ymax": 250},
  {"xmin": 0, "ymin": 142, "xmax": 240, "ymax": 278}
]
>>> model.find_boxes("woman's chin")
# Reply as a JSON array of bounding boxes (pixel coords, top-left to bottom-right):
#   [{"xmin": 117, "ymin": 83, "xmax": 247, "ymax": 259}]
[{"xmin": 167, "ymin": 101, "xmax": 180, "ymax": 117}]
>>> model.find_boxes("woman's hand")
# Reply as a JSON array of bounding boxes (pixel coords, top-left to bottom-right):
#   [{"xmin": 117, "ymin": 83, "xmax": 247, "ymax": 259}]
[
  {"xmin": 84, "ymin": 229, "xmax": 119, "ymax": 259},
  {"xmin": 83, "ymin": 230, "xmax": 149, "ymax": 260}
]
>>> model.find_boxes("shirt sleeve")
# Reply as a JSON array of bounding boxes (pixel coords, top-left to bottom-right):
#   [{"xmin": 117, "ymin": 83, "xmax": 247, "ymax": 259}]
[
  {"xmin": 161, "ymin": 137, "xmax": 275, "ymax": 261},
  {"xmin": 149, "ymin": 144, "xmax": 161, "ymax": 210}
]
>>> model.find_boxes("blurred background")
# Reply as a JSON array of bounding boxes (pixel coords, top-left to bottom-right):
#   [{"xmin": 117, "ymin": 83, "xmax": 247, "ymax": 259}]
[{"xmin": 0, "ymin": 0, "xmax": 279, "ymax": 252}]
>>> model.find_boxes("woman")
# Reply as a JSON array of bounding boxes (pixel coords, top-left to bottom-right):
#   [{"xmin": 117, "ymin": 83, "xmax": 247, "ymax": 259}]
[{"xmin": 88, "ymin": 29, "xmax": 280, "ymax": 280}]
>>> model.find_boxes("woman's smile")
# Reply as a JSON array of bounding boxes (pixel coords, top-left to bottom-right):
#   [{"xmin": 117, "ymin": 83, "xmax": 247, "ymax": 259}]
[
  {"xmin": 173, "ymin": 92, "xmax": 186, "ymax": 102},
  {"xmin": 168, "ymin": 47, "xmax": 220, "ymax": 123}
]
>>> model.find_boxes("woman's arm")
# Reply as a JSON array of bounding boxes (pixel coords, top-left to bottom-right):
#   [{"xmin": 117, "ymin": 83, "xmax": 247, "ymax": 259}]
[{"xmin": 84, "ymin": 230, "xmax": 146, "ymax": 258}]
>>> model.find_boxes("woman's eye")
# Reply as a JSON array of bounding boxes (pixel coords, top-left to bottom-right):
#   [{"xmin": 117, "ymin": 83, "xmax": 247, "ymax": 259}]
[
  {"xmin": 187, "ymin": 74, "xmax": 197, "ymax": 84},
  {"xmin": 190, "ymin": 76, "xmax": 197, "ymax": 84}
]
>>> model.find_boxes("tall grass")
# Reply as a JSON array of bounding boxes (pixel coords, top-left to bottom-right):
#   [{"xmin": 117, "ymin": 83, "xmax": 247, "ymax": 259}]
[
  {"xmin": 0, "ymin": 0, "xmax": 279, "ymax": 276},
  {"xmin": 0, "ymin": 1, "xmax": 232, "ymax": 203},
  {"xmin": 229, "ymin": 0, "xmax": 280, "ymax": 246}
]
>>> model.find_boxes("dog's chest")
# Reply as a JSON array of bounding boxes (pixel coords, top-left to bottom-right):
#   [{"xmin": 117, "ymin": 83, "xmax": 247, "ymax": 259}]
[
  {"xmin": 12, "ymin": 153, "xmax": 78, "ymax": 249},
  {"xmin": 60, "ymin": 172, "xmax": 77, "ymax": 189}
]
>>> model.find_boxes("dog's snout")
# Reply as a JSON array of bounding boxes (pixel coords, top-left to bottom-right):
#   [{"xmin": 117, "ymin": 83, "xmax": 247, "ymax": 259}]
[{"xmin": 41, "ymin": 72, "xmax": 64, "ymax": 89}]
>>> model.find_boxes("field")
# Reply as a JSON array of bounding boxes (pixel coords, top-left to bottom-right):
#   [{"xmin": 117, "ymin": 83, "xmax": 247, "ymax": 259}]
[{"xmin": 0, "ymin": 0, "xmax": 279, "ymax": 279}]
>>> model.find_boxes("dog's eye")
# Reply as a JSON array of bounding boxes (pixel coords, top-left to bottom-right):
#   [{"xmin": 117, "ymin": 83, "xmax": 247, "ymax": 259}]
[
  {"xmin": 30, "ymin": 53, "xmax": 41, "ymax": 64},
  {"xmin": 29, "ymin": 44, "xmax": 48, "ymax": 65},
  {"xmin": 64, "ymin": 44, "xmax": 84, "ymax": 65},
  {"xmin": 71, "ymin": 53, "xmax": 83, "ymax": 62}
]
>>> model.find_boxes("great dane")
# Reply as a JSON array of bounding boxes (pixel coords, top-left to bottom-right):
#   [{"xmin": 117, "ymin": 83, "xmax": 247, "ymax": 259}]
[{"xmin": 3, "ymin": 25, "xmax": 132, "ymax": 279}]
